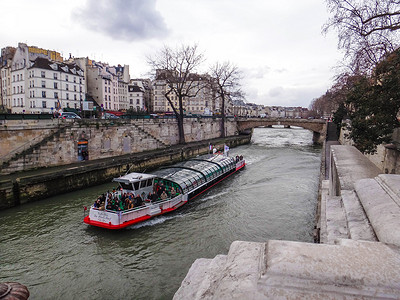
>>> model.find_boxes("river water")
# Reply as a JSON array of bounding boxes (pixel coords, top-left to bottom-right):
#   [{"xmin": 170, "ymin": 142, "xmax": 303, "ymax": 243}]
[{"xmin": 0, "ymin": 127, "xmax": 321, "ymax": 300}]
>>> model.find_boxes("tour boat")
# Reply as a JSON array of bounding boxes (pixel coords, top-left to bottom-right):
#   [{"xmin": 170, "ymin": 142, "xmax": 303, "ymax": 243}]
[{"xmin": 83, "ymin": 154, "xmax": 245, "ymax": 229}]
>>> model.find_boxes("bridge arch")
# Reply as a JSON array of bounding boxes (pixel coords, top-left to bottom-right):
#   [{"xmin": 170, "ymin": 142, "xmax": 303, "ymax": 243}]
[{"xmin": 237, "ymin": 118, "xmax": 327, "ymax": 144}]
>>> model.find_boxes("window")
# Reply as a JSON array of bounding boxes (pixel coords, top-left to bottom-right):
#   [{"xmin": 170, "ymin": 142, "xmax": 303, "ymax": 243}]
[
  {"xmin": 54, "ymin": 73, "xmax": 58, "ymax": 79},
  {"xmin": 17, "ymin": 74, "xmax": 19, "ymax": 81},
  {"xmin": 74, "ymin": 77, "xmax": 76, "ymax": 83},
  {"xmin": 42, "ymin": 101, "xmax": 47, "ymax": 108},
  {"xmin": 66, "ymin": 93, "xmax": 69, "ymax": 100},
  {"xmin": 65, "ymin": 75, "xmax": 68, "ymax": 81},
  {"xmin": 74, "ymin": 94, "xmax": 77, "ymax": 100},
  {"xmin": 41, "ymin": 71, "xmax": 45, "ymax": 78},
  {"xmin": 66, "ymin": 84, "xmax": 69, "ymax": 91},
  {"xmin": 136, "ymin": 99, "xmax": 140, "ymax": 104},
  {"xmin": 105, "ymin": 86, "xmax": 107, "ymax": 92},
  {"xmin": 42, "ymin": 91, "xmax": 46, "ymax": 98},
  {"xmin": 54, "ymin": 82, "xmax": 58, "ymax": 89},
  {"xmin": 54, "ymin": 92, "xmax": 58, "ymax": 99},
  {"xmin": 42, "ymin": 81, "xmax": 46, "ymax": 88}
]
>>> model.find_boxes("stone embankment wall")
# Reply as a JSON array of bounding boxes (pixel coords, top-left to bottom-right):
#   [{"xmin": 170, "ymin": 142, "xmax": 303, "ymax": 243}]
[{"xmin": 0, "ymin": 118, "xmax": 238, "ymax": 174}]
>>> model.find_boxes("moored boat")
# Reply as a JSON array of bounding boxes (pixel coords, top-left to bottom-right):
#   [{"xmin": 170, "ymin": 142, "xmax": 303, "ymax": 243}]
[{"xmin": 83, "ymin": 153, "xmax": 245, "ymax": 229}]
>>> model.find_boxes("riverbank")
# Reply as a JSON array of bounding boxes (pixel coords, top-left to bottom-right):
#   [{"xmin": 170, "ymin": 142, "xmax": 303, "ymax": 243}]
[{"xmin": 0, "ymin": 135, "xmax": 251, "ymax": 210}]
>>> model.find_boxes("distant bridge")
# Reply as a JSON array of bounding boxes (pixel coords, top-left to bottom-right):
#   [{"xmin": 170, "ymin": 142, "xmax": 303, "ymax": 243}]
[{"xmin": 237, "ymin": 118, "xmax": 327, "ymax": 144}]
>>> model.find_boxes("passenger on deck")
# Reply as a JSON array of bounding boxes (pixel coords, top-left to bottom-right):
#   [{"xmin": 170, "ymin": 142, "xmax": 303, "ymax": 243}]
[
  {"xmin": 93, "ymin": 199, "xmax": 101, "ymax": 208},
  {"xmin": 128, "ymin": 200, "xmax": 134, "ymax": 209},
  {"xmin": 170, "ymin": 187, "xmax": 177, "ymax": 198},
  {"xmin": 158, "ymin": 183, "xmax": 166, "ymax": 196},
  {"xmin": 151, "ymin": 192, "xmax": 158, "ymax": 202},
  {"xmin": 134, "ymin": 194, "xmax": 143, "ymax": 206},
  {"xmin": 160, "ymin": 191, "xmax": 168, "ymax": 201}
]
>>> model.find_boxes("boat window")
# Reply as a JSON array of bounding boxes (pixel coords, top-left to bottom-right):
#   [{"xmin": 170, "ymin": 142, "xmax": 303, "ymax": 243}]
[
  {"xmin": 133, "ymin": 182, "xmax": 140, "ymax": 190},
  {"xmin": 147, "ymin": 179, "xmax": 153, "ymax": 187},
  {"xmin": 119, "ymin": 182, "xmax": 133, "ymax": 190},
  {"xmin": 140, "ymin": 180, "xmax": 147, "ymax": 188}
]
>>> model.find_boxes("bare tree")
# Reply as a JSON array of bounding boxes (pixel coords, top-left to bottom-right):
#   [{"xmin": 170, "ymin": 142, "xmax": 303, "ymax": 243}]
[
  {"xmin": 323, "ymin": 0, "xmax": 400, "ymax": 73},
  {"xmin": 148, "ymin": 44, "xmax": 205, "ymax": 144},
  {"xmin": 209, "ymin": 62, "xmax": 242, "ymax": 137}
]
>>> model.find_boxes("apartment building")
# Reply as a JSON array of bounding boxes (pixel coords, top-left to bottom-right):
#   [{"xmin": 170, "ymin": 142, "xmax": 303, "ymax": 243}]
[
  {"xmin": 26, "ymin": 57, "xmax": 85, "ymax": 113},
  {"xmin": 152, "ymin": 70, "xmax": 221, "ymax": 115},
  {"xmin": 0, "ymin": 43, "xmax": 85, "ymax": 114},
  {"xmin": 85, "ymin": 61, "xmax": 130, "ymax": 111}
]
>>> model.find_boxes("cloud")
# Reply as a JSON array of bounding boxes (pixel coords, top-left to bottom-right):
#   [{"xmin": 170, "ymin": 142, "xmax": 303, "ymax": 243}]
[
  {"xmin": 242, "ymin": 65, "xmax": 271, "ymax": 79},
  {"xmin": 269, "ymin": 86, "xmax": 284, "ymax": 97},
  {"xmin": 73, "ymin": 0, "xmax": 168, "ymax": 41}
]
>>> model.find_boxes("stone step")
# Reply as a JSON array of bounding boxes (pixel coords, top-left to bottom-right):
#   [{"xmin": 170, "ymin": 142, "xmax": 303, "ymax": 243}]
[
  {"xmin": 175, "ymin": 239, "xmax": 400, "ymax": 299},
  {"xmin": 355, "ymin": 174, "xmax": 400, "ymax": 246},
  {"xmin": 174, "ymin": 255, "xmax": 227, "ymax": 300},
  {"xmin": 325, "ymin": 195, "xmax": 349, "ymax": 243},
  {"xmin": 340, "ymin": 190, "xmax": 377, "ymax": 241},
  {"xmin": 319, "ymin": 180, "xmax": 329, "ymax": 243}
]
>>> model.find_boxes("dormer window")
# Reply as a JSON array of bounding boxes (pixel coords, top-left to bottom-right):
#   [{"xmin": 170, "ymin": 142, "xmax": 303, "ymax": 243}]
[{"xmin": 50, "ymin": 63, "xmax": 58, "ymax": 71}]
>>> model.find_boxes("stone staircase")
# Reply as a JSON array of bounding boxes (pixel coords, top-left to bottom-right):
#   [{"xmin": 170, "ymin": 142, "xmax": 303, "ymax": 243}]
[
  {"xmin": 174, "ymin": 239, "xmax": 400, "ymax": 299},
  {"xmin": 320, "ymin": 145, "xmax": 400, "ymax": 245},
  {"xmin": 131, "ymin": 123, "xmax": 168, "ymax": 148},
  {"xmin": 0, "ymin": 124, "xmax": 71, "ymax": 173},
  {"xmin": 320, "ymin": 179, "xmax": 379, "ymax": 244}
]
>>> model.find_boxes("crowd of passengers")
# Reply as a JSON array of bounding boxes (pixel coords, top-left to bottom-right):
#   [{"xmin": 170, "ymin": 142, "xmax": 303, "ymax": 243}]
[{"xmin": 93, "ymin": 183, "xmax": 180, "ymax": 211}]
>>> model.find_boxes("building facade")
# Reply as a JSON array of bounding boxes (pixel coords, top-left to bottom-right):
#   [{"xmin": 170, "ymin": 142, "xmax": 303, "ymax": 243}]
[
  {"xmin": 151, "ymin": 71, "xmax": 223, "ymax": 115},
  {"xmin": 0, "ymin": 43, "xmax": 85, "ymax": 114},
  {"xmin": 85, "ymin": 61, "xmax": 130, "ymax": 111}
]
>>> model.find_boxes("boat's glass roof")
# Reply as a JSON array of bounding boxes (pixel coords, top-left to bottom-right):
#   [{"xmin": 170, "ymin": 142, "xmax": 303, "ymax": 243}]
[{"xmin": 152, "ymin": 154, "xmax": 235, "ymax": 191}]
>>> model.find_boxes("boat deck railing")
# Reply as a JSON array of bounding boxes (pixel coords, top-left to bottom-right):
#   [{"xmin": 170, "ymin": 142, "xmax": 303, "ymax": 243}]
[{"xmin": 91, "ymin": 194, "xmax": 183, "ymax": 214}]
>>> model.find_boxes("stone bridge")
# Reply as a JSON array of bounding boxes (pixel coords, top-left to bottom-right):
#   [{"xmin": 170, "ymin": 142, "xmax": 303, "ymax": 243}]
[{"xmin": 237, "ymin": 118, "xmax": 327, "ymax": 144}]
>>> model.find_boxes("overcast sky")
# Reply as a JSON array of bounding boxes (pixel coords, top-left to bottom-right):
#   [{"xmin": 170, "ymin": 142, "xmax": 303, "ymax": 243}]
[{"xmin": 1, "ymin": 0, "xmax": 342, "ymax": 108}]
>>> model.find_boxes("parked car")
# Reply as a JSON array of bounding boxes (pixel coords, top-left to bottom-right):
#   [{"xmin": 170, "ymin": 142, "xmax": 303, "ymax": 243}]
[
  {"xmin": 101, "ymin": 112, "xmax": 119, "ymax": 119},
  {"xmin": 60, "ymin": 112, "xmax": 81, "ymax": 119}
]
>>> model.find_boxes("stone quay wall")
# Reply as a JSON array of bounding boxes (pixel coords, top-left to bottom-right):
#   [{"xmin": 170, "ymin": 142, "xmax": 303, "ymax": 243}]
[{"xmin": 0, "ymin": 117, "xmax": 238, "ymax": 174}]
